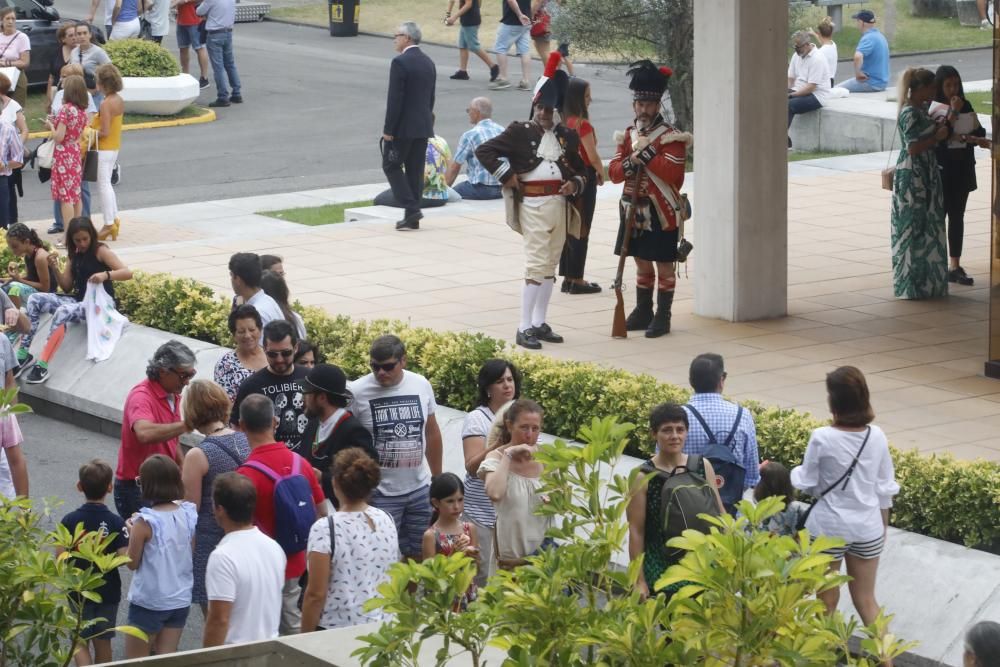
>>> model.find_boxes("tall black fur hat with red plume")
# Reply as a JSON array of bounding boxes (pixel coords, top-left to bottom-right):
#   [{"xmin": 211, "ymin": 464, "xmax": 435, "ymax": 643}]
[
  {"xmin": 627, "ymin": 59, "xmax": 671, "ymax": 101},
  {"xmin": 531, "ymin": 52, "xmax": 569, "ymax": 111}
]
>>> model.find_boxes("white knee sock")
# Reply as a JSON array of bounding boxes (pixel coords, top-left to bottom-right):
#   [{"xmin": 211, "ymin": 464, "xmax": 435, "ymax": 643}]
[
  {"xmin": 520, "ymin": 283, "xmax": 539, "ymax": 332},
  {"xmin": 531, "ymin": 279, "xmax": 554, "ymax": 328}
]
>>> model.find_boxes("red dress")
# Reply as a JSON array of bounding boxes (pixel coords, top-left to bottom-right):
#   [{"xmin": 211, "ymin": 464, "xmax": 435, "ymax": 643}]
[{"xmin": 51, "ymin": 103, "xmax": 87, "ymax": 204}]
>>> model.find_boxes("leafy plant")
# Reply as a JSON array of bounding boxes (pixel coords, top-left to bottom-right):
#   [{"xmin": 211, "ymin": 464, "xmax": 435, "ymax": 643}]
[
  {"xmin": 104, "ymin": 39, "xmax": 180, "ymax": 77},
  {"xmin": 354, "ymin": 417, "xmax": 915, "ymax": 666}
]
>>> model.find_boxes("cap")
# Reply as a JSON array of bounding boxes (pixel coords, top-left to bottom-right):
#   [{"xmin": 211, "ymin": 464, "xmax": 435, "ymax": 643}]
[
  {"xmin": 627, "ymin": 59, "xmax": 672, "ymax": 102},
  {"xmin": 851, "ymin": 9, "xmax": 876, "ymax": 22},
  {"xmin": 531, "ymin": 52, "xmax": 569, "ymax": 111},
  {"xmin": 301, "ymin": 363, "xmax": 352, "ymax": 400}
]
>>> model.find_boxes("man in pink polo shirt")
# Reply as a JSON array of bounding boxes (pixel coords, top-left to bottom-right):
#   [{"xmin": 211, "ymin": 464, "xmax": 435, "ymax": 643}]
[{"xmin": 114, "ymin": 341, "xmax": 195, "ymax": 520}]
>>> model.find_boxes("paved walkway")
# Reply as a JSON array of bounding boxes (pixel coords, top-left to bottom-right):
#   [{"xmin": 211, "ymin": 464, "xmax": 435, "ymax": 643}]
[{"xmin": 31, "ymin": 152, "xmax": 999, "ymax": 462}]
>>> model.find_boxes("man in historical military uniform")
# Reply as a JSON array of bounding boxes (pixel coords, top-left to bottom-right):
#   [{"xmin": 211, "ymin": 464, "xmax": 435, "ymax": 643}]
[
  {"xmin": 476, "ymin": 53, "xmax": 588, "ymax": 350},
  {"xmin": 609, "ymin": 61, "xmax": 692, "ymax": 338}
]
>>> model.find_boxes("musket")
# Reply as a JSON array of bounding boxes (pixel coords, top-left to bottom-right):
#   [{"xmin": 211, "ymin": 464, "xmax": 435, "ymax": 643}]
[{"xmin": 611, "ymin": 129, "xmax": 647, "ymax": 339}]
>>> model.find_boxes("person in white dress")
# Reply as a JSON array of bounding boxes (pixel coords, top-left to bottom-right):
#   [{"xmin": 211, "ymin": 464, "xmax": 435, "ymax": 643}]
[{"xmin": 791, "ymin": 366, "xmax": 899, "ymax": 631}]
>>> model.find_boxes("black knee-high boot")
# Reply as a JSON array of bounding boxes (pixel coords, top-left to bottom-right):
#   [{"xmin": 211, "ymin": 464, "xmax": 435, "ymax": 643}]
[
  {"xmin": 646, "ymin": 290, "xmax": 674, "ymax": 338},
  {"xmin": 626, "ymin": 286, "xmax": 654, "ymax": 331}
]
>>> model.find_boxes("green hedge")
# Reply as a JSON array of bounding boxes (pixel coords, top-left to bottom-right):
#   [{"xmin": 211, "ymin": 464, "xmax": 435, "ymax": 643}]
[
  {"xmin": 109, "ymin": 272, "xmax": 1000, "ymax": 549},
  {"xmin": 104, "ymin": 39, "xmax": 180, "ymax": 77}
]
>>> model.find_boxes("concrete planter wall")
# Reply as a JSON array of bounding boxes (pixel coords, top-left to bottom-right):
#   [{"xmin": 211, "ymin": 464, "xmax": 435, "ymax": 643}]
[
  {"xmin": 121, "ymin": 73, "xmax": 199, "ymax": 116},
  {"xmin": 911, "ymin": 0, "xmax": 956, "ymax": 17}
]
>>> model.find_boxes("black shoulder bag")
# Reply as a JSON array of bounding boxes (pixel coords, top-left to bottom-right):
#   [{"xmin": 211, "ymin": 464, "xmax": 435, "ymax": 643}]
[{"xmin": 796, "ymin": 427, "xmax": 871, "ymax": 532}]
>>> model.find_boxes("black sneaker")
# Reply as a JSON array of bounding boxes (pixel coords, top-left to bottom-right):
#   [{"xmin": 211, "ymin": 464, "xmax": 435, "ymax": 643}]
[
  {"xmin": 490, "ymin": 64, "xmax": 500, "ymax": 82},
  {"xmin": 47, "ymin": 224, "xmax": 64, "ymax": 234},
  {"xmin": 534, "ymin": 323, "xmax": 564, "ymax": 343},
  {"xmin": 25, "ymin": 363, "xmax": 49, "ymax": 384},
  {"xmin": 199, "ymin": 76, "xmax": 210, "ymax": 89},
  {"xmin": 229, "ymin": 95, "xmax": 243, "ymax": 104},
  {"xmin": 209, "ymin": 98, "xmax": 230, "ymax": 108},
  {"xmin": 13, "ymin": 353, "xmax": 33, "ymax": 379},
  {"xmin": 516, "ymin": 328, "xmax": 542, "ymax": 350},
  {"xmin": 948, "ymin": 267, "xmax": 974, "ymax": 286},
  {"xmin": 110, "ymin": 162, "xmax": 121, "ymax": 185},
  {"xmin": 450, "ymin": 70, "xmax": 470, "ymax": 80}
]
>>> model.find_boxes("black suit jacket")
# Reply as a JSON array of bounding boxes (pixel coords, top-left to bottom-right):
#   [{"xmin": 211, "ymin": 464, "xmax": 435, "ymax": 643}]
[
  {"xmin": 383, "ymin": 46, "xmax": 436, "ymax": 139},
  {"xmin": 301, "ymin": 413, "xmax": 377, "ymax": 504}
]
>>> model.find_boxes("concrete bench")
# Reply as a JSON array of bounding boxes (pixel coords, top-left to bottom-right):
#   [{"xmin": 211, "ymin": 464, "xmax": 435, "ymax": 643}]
[{"xmin": 18, "ymin": 320, "xmax": 998, "ymax": 667}]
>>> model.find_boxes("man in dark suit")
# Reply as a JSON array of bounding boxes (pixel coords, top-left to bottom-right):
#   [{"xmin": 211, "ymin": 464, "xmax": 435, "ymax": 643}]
[{"xmin": 382, "ymin": 21, "xmax": 437, "ymax": 231}]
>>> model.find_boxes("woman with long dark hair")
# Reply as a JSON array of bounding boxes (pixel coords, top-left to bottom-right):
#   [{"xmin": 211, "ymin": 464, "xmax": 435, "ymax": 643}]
[
  {"xmin": 260, "ymin": 269, "xmax": 306, "ymax": 340},
  {"xmin": 461, "ymin": 359, "xmax": 519, "ymax": 584},
  {"xmin": 18, "ymin": 216, "xmax": 132, "ymax": 384},
  {"xmin": 4, "ymin": 223, "xmax": 58, "ymax": 308},
  {"xmin": 559, "ymin": 76, "xmax": 602, "ymax": 294},
  {"xmin": 791, "ymin": 366, "xmax": 899, "ymax": 631},
  {"xmin": 933, "ymin": 65, "xmax": 989, "ymax": 287}
]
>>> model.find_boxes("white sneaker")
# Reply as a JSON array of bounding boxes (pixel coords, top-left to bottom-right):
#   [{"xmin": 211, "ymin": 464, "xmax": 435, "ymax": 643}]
[
  {"xmin": 981, "ymin": 18, "xmax": 991, "ymax": 29},
  {"xmin": 489, "ymin": 78, "xmax": 511, "ymax": 90},
  {"xmin": 517, "ymin": 79, "xmax": 531, "ymax": 90}
]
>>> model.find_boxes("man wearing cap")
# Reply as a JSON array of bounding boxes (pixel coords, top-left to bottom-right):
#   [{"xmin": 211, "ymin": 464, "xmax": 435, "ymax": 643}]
[
  {"xmin": 476, "ymin": 52, "xmax": 588, "ymax": 350},
  {"xmin": 836, "ymin": 10, "xmax": 890, "ymax": 93},
  {"xmin": 608, "ymin": 60, "xmax": 691, "ymax": 338},
  {"xmin": 300, "ymin": 363, "xmax": 376, "ymax": 505}
]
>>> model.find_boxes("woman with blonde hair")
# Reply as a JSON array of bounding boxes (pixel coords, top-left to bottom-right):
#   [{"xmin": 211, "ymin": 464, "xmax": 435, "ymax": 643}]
[
  {"xmin": 890, "ymin": 67, "xmax": 949, "ymax": 300},
  {"xmin": 92, "ymin": 63, "xmax": 124, "ymax": 241},
  {"xmin": 180, "ymin": 379, "xmax": 250, "ymax": 615},
  {"xmin": 792, "ymin": 366, "xmax": 898, "ymax": 633},
  {"xmin": 811, "ymin": 16, "xmax": 838, "ymax": 87}
]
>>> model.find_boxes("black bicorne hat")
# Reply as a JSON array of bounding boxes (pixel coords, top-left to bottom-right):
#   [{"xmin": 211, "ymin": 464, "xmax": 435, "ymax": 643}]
[
  {"xmin": 531, "ymin": 52, "xmax": 569, "ymax": 113},
  {"xmin": 627, "ymin": 59, "xmax": 672, "ymax": 102}
]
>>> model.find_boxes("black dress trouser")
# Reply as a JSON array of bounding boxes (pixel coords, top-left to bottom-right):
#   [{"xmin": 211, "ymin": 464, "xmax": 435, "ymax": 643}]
[{"xmin": 382, "ymin": 137, "xmax": 428, "ymax": 219}]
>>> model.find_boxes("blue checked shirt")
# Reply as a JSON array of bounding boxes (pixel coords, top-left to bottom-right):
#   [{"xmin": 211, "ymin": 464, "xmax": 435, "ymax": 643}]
[
  {"xmin": 683, "ymin": 393, "xmax": 761, "ymax": 488},
  {"xmin": 453, "ymin": 118, "xmax": 504, "ymax": 186},
  {"xmin": 0, "ymin": 121, "xmax": 22, "ymax": 177}
]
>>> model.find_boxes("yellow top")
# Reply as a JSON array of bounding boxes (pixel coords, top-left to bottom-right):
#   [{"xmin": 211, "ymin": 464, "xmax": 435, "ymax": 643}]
[{"xmin": 90, "ymin": 111, "xmax": 123, "ymax": 150}]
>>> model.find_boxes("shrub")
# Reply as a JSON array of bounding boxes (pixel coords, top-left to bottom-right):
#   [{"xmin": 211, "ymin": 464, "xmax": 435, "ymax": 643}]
[
  {"xmin": 86, "ymin": 272, "xmax": 1000, "ymax": 549},
  {"xmin": 103, "ymin": 39, "xmax": 180, "ymax": 77}
]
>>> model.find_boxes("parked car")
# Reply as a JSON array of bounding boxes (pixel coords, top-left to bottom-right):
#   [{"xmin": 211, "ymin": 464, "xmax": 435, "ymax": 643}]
[{"xmin": 6, "ymin": 0, "xmax": 105, "ymax": 87}]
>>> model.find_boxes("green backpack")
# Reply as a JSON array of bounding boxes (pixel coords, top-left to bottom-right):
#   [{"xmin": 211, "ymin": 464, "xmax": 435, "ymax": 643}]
[{"xmin": 641, "ymin": 455, "xmax": 722, "ymax": 560}]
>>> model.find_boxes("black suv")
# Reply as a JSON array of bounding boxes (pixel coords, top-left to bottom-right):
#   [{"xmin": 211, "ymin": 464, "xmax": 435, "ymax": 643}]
[{"xmin": 7, "ymin": 0, "xmax": 105, "ymax": 87}]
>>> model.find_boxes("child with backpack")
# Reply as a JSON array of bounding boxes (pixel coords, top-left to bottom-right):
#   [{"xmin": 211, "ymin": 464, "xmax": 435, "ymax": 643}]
[
  {"xmin": 627, "ymin": 403, "xmax": 725, "ymax": 601},
  {"xmin": 123, "ymin": 454, "xmax": 197, "ymax": 659},
  {"xmin": 750, "ymin": 461, "xmax": 809, "ymax": 537},
  {"xmin": 422, "ymin": 473, "xmax": 479, "ymax": 609}
]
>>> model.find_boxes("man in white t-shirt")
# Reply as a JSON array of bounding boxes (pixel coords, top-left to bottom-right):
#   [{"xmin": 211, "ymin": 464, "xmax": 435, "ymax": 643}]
[
  {"xmin": 204, "ymin": 472, "xmax": 285, "ymax": 647},
  {"xmin": 348, "ymin": 335, "xmax": 443, "ymax": 561},
  {"xmin": 228, "ymin": 252, "xmax": 284, "ymax": 335},
  {"xmin": 787, "ymin": 31, "xmax": 831, "ymax": 149}
]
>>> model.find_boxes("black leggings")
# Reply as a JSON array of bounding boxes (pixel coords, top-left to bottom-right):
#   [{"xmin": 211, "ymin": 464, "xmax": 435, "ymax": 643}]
[{"xmin": 942, "ymin": 183, "xmax": 970, "ymax": 260}]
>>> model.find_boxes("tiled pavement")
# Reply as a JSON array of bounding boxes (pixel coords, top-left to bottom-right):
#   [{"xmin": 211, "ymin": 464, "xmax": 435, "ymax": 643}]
[{"xmin": 32, "ymin": 153, "xmax": 1000, "ymax": 462}]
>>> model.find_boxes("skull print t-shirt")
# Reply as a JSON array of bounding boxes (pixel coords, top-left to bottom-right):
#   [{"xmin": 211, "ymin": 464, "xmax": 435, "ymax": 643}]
[
  {"xmin": 230, "ymin": 366, "xmax": 310, "ymax": 455},
  {"xmin": 348, "ymin": 370, "xmax": 437, "ymax": 496}
]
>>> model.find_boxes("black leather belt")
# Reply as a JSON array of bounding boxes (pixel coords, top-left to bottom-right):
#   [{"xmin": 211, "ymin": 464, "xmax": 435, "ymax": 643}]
[{"xmin": 206, "ymin": 27, "xmax": 232, "ymax": 33}]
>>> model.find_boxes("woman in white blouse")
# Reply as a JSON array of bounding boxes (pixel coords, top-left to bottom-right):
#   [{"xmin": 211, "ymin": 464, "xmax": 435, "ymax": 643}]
[
  {"xmin": 478, "ymin": 399, "xmax": 551, "ymax": 570},
  {"xmin": 791, "ymin": 366, "xmax": 899, "ymax": 628}
]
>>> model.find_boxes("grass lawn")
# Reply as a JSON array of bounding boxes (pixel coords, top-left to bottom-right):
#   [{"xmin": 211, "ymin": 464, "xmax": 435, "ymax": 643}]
[
  {"xmin": 788, "ymin": 149, "xmax": 857, "ymax": 161},
  {"xmin": 258, "ymin": 200, "xmax": 373, "ymax": 225},
  {"xmin": 281, "ymin": 0, "xmax": 991, "ymax": 59},
  {"xmin": 792, "ymin": 0, "xmax": 990, "ymax": 60},
  {"xmin": 965, "ymin": 90, "xmax": 992, "ymax": 112},
  {"xmin": 23, "ymin": 91, "xmax": 210, "ymax": 133}
]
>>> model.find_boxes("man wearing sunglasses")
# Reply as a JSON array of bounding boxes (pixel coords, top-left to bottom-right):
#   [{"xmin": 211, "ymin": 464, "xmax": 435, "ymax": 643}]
[
  {"xmin": 348, "ymin": 335, "xmax": 443, "ymax": 561},
  {"xmin": 114, "ymin": 340, "xmax": 196, "ymax": 520},
  {"xmin": 231, "ymin": 320, "xmax": 309, "ymax": 457}
]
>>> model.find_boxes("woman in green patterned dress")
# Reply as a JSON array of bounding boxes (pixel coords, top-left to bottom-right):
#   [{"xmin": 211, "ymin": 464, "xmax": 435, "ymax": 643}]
[{"xmin": 890, "ymin": 67, "xmax": 950, "ymax": 300}]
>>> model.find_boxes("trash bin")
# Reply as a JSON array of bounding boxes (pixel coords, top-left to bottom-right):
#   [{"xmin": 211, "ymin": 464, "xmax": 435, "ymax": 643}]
[{"xmin": 329, "ymin": 0, "xmax": 359, "ymax": 36}]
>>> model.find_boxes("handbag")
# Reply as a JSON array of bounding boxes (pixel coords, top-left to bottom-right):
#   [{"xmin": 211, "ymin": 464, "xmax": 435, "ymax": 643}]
[
  {"xmin": 796, "ymin": 427, "xmax": 872, "ymax": 532},
  {"xmin": 35, "ymin": 139, "xmax": 54, "ymax": 170},
  {"xmin": 530, "ymin": 9, "xmax": 551, "ymax": 38},
  {"xmin": 82, "ymin": 129, "xmax": 99, "ymax": 183}
]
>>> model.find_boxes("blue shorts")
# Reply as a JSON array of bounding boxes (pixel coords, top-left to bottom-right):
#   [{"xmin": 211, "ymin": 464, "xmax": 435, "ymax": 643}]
[
  {"xmin": 176, "ymin": 24, "xmax": 205, "ymax": 50},
  {"xmin": 370, "ymin": 484, "xmax": 431, "ymax": 558},
  {"xmin": 81, "ymin": 600, "xmax": 120, "ymax": 640},
  {"xmin": 494, "ymin": 23, "xmax": 530, "ymax": 56},
  {"xmin": 458, "ymin": 25, "xmax": 481, "ymax": 51},
  {"xmin": 127, "ymin": 603, "xmax": 190, "ymax": 635}
]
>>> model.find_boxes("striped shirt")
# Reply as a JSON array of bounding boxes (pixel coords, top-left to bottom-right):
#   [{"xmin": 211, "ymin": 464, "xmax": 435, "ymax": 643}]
[
  {"xmin": 0, "ymin": 121, "xmax": 23, "ymax": 177},
  {"xmin": 461, "ymin": 406, "xmax": 496, "ymax": 527},
  {"xmin": 683, "ymin": 393, "xmax": 761, "ymax": 488},
  {"xmin": 453, "ymin": 118, "xmax": 504, "ymax": 187}
]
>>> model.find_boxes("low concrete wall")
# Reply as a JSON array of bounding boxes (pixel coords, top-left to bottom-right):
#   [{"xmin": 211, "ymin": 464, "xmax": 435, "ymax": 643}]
[{"xmin": 21, "ymin": 321, "xmax": 996, "ymax": 667}]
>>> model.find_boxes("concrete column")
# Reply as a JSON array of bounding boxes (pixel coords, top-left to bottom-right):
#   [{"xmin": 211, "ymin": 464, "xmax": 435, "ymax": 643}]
[{"xmin": 693, "ymin": 0, "xmax": 788, "ymax": 321}]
